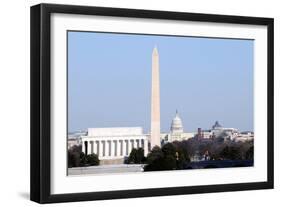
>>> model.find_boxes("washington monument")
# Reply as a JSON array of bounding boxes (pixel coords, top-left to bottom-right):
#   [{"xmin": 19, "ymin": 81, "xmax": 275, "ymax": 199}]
[{"xmin": 150, "ymin": 47, "xmax": 161, "ymax": 148}]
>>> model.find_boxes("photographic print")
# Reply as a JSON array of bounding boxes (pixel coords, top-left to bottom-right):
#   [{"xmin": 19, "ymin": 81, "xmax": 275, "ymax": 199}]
[
  {"xmin": 67, "ymin": 31, "xmax": 254, "ymax": 176},
  {"xmin": 31, "ymin": 4, "xmax": 273, "ymax": 203}
]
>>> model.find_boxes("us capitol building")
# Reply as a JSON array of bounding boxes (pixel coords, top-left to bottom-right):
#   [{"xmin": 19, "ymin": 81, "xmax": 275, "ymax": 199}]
[
  {"xmin": 68, "ymin": 47, "xmax": 253, "ymax": 164},
  {"xmin": 161, "ymin": 110, "xmax": 195, "ymax": 142}
]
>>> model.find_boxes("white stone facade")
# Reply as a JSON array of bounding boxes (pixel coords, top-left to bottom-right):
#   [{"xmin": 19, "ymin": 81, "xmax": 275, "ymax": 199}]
[
  {"xmin": 197, "ymin": 121, "xmax": 252, "ymax": 141},
  {"xmin": 161, "ymin": 111, "xmax": 195, "ymax": 143},
  {"xmin": 233, "ymin": 131, "xmax": 254, "ymax": 142},
  {"xmin": 81, "ymin": 127, "xmax": 149, "ymax": 160}
]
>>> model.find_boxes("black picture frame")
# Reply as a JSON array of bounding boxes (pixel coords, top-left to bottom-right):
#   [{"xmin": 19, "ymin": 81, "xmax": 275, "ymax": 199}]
[{"xmin": 30, "ymin": 3, "xmax": 274, "ymax": 204}]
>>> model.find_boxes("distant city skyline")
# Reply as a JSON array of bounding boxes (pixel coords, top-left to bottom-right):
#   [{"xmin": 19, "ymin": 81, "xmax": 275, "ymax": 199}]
[{"xmin": 68, "ymin": 31, "xmax": 253, "ymax": 133}]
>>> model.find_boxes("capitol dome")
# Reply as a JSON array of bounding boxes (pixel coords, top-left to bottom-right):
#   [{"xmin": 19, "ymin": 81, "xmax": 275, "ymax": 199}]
[{"xmin": 170, "ymin": 110, "xmax": 184, "ymax": 134}]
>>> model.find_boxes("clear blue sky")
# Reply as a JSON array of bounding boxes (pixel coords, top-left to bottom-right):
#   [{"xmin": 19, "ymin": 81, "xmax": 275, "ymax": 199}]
[{"xmin": 68, "ymin": 31, "xmax": 253, "ymax": 133}]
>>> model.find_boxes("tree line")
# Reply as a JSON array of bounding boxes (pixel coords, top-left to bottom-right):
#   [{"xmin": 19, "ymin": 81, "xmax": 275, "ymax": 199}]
[
  {"xmin": 68, "ymin": 145, "xmax": 99, "ymax": 168},
  {"xmin": 68, "ymin": 138, "xmax": 253, "ymax": 170}
]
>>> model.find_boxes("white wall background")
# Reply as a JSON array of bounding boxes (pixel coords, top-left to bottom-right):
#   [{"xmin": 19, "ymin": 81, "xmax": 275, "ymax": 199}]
[{"xmin": 0, "ymin": 0, "xmax": 279, "ymax": 206}]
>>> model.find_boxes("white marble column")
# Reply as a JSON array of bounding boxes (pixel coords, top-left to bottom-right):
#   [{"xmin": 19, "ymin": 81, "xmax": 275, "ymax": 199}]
[
  {"xmin": 108, "ymin": 140, "xmax": 112, "ymax": 157},
  {"xmin": 107, "ymin": 140, "xmax": 110, "ymax": 157},
  {"xmin": 124, "ymin": 140, "xmax": 128, "ymax": 156},
  {"xmin": 95, "ymin": 141, "xmax": 98, "ymax": 156},
  {"xmin": 82, "ymin": 141, "xmax": 85, "ymax": 154},
  {"xmin": 105, "ymin": 140, "xmax": 109, "ymax": 157},
  {"xmin": 93, "ymin": 141, "xmax": 97, "ymax": 155},
  {"xmin": 110, "ymin": 140, "xmax": 114, "ymax": 157},
  {"xmin": 128, "ymin": 139, "xmax": 132, "ymax": 155},
  {"xmin": 124, "ymin": 140, "xmax": 127, "ymax": 156},
  {"xmin": 88, "ymin": 141, "xmax": 92, "ymax": 154},
  {"xmin": 113, "ymin": 140, "xmax": 115, "ymax": 157},
  {"xmin": 144, "ymin": 139, "xmax": 148, "ymax": 156},
  {"xmin": 111, "ymin": 140, "xmax": 114, "ymax": 157},
  {"xmin": 117, "ymin": 140, "xmax": 121, "ymax": 157},
  {"xmin": 140, "ymin": 139, "xmax": 144, "ymax": 150},
  {"xmin": 91, "ymin": 141, "xmax": 94, "ymax": 154},
  {"xmin": 138, "ymin": 139, "xmax": 142, "ymax": 148},
  {"xmin": 99, "ymin": 141, "xmax": 103, "ymax": 158},
  {"xmin": 112, "ymin": 140, "xmax": 118, "ymax": 157},
  {"xmin": 122, "ymin": 140, "xmax": 126, "ymax": 156}
]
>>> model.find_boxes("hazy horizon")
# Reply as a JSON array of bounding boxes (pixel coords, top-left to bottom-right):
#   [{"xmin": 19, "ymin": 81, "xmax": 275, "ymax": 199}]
[{"xmin": 68, "ymin": 31, "xmax": 254, "ymax": 133}]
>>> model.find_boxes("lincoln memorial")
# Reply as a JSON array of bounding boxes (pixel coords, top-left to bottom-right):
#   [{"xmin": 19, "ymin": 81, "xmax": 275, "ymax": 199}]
[{"xmin": 81, "ymin": 127, "xmax": 149, "ymax": 161}]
